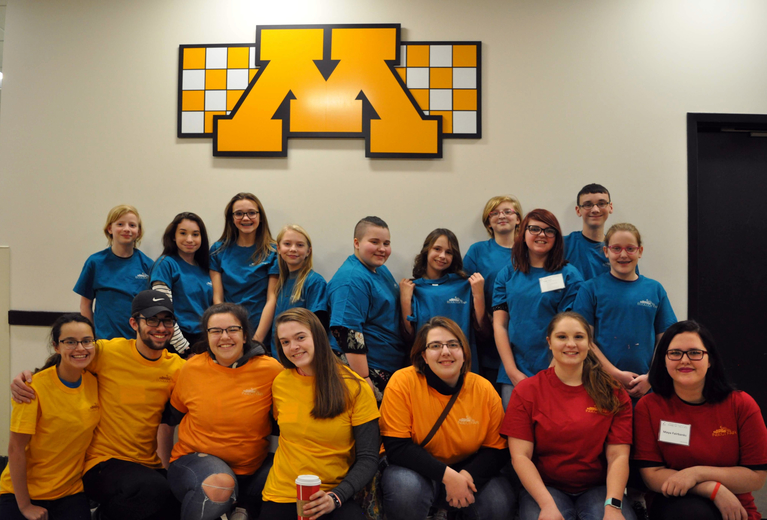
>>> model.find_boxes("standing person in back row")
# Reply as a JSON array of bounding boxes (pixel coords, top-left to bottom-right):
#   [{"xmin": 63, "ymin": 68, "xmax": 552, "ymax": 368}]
[
  {"xmin": 12, "ymin": 290, "xmax": 186, "ymax": 520},
  {"xmin": 564, "ymin": 184, "xmax": 613, "ymax": 281},
  {"xmin": 74, "ymin": 205, "xmax": 153, "ymax": 340},
  {"xmin": 327, "ymin": 216, "xmax": 406, "ymax": 402},
  {"xmin": 463, "ymin": 195, "xmax": 523, "ymax": 387}
]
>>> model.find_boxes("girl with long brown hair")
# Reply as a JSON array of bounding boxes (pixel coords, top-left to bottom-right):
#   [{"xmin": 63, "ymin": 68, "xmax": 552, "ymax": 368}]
[
  {"xmin": 399, "ymin": 228, "xmax": 486, "ymax": 369},
  {"xmin": 502, "ymin": 312, "xmax": 634, "ymax": 520},
  {"xmin": 261, "ymin": 308, "xmax": 380, "ymax": 519},
  {"xmin": 209, "ymin": 193, "xmax": 278, "ymax": 344}
]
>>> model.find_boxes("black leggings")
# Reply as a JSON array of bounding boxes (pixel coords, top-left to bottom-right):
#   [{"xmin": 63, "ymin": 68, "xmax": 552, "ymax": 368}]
[
  {"xmin": 83, "ymin": 458, "xmax": 180, "ymax": 520},
  {"xmin": 649, "ymin": 494, "xmax": 723, "ymax": 520},
  {"xmin": 0, "ymin": 492, "xmax": 90, "ymax": 520}
]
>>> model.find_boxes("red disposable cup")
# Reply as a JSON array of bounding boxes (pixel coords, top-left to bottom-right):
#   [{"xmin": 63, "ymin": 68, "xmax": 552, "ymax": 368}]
[{"xmin": 296, "ymin": 474, "xmax": 321, "ymax": 520}]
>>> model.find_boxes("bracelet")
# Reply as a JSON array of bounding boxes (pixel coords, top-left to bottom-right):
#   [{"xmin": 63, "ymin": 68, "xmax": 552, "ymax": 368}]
[
  {"xmin": 710, "ymin": 482, "xmax": 721, "ymax": 501},
  {"xmin": 327, "ymin": 492, "xmax": 342, "ymax": 509}
]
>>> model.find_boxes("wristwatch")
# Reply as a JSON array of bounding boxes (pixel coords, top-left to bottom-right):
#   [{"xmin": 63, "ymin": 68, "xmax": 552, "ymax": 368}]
[
  {"xmin": 604, "ymin": 498, "xmax": 622, "ymax": 510},
  {"xmin": 328, "ymin": 492, "xmax": 342, "ymax": 510}
]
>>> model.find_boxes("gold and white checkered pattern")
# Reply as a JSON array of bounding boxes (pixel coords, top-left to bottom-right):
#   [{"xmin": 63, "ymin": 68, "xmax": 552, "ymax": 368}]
[{"xmin": 178, "ymin": 42, "xmax": 480, "ymax": 138}]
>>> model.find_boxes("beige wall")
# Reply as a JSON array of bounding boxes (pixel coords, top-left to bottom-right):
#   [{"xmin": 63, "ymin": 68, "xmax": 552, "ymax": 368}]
[{"xmin": 1, "ymin": 0, "xmax": 767, "ymax": 441}]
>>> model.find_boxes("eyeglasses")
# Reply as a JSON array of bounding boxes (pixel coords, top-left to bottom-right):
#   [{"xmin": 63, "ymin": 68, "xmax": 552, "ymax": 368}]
[
  {"xmin": 606, "ymin": 245, "xmax": 640, "ymax": 255},
  {"xmin": 207, "ymin": 326, "xmax": 243, "ymax": 336},
  {"xmin": 233, "ymin": 210, "xmax": 259, "ymax": 220},
  {"xmin": 578, "ymin": 201, "xmax": 610, "ymax": 210},
  {"xmin": 526, "ymin": 225, "xmax": 557, "ymax": 238},
  {"xmin": 59, "ymin": 338, "xmax": 96, "ymax": 350},
  {"xmin": 489, "ymin": 209, "xmax": 516, "ymax": 219},
  {"xmin": 667, "ymin": 349, "xmax": 709, "ymax": 361},
  {"xmin": 139, "ymin": 316, "xmax": 176, "ymax": 328},
  {"xmin": 425, "ymin": 341, "xmax": 462, "ymax": 351}
]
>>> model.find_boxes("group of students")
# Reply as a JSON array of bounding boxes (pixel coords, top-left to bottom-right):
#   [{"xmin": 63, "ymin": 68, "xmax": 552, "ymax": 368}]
[{"xmin": 1, "ymin": 185, "xmax": 766, "ymax": 520}]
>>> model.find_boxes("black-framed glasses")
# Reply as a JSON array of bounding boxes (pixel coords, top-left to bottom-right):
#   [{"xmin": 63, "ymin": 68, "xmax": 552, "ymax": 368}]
[
  {"xmin": 606, "ymin": 245, "xmax": 640, "ymax": 255},
  {"xmin": 233, "ymin": 210, "xmax": 259, "ymax": 220},
  {"xmin": 578, "ymin": 201, "xmax": 610, "ymax": 210},
  {"xmin": 207, "ymin": 326, "xmax": 243, "ymax": 336},
  {"xmin": 425, "ymin": 341, "xmax": 462, "ymax": 351},
  {"xmin": 666, "ymin": 349, "xmax": 708, "ymax": 361},
  {"xmin": 139, "ymin": 316, "xmax": 176, "ymax": 328},
  {"xmin": 489, "ymin": 209, "xmax": 516, "ymax": 219},
  {"xmin": 526, "ymin": 225, "xmax": 557, "ymax": 238},
  {"xmin": 59, "ymin": 338, "xmax": 96, "ymax": 350}
]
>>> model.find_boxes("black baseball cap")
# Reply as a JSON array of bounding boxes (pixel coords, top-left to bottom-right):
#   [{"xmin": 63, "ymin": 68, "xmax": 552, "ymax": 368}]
[{"xmin": 131, "ymin": 290, "xmax": 175, "ymax": 318}]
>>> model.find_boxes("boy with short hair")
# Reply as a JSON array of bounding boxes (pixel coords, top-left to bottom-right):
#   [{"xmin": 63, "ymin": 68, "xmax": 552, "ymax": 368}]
[
  {"xmin": 563, "ymin": 183, "xmax": 614, "ymax": 280},
  {"xmin": 327, "ymin": 217, "xmax": 405, "ymax": 402}
]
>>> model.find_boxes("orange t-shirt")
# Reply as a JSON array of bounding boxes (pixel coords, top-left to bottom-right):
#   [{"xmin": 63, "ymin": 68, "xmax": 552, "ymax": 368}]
[
  {"xmin": 170, "ymin": 353, "xmax": 283, "ymax": 474},
  {"xmin": 379, "ymin": 367, "xmax": 506, "ymax": 465}
]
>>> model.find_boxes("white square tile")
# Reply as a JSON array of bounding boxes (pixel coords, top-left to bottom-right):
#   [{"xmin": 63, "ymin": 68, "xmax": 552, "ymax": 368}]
[
  {"xmin": 429, "ymin": 45, "xmax": 452, "ymax": 67},
  {"xmin": 205, "ymin": 90, "xmax": 227, "ymax": 111},
  {"xmin": 399, "ymin": 45, "xmax": 407, "ymax": 67},
  {"xmin": 453, "ymin": 68, "xmax": 477, "ymax": 89},
  {"xmin": 181, "ymin": 112, "xmax": 204, "ymax": 134},
  {"xmin": 227, "ymin": 69, "xmax": 249, "ymax": 90},
  {"xmin": 453, "ymin": 111, "xmax": 477, "ymax": 134},
  {"xmin": 182, "ymin": 70, "xmax": 205, "ymax": 91},
  {"xmin": 406, "ymin": 67, "xmax": 429, "ymax": 89},
  {"xmin": 206, "ymin": 47, "xmax": 228, "ymax": 69},
  {"xmin": 430, "ymin": 89, "xmax": 452, "ymax": 110},
  {"xmin": 249, "ymin": 47, "xmax": 257, "ymax": 69}
]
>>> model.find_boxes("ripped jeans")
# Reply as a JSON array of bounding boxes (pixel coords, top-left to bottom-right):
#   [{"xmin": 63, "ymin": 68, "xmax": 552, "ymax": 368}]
[{"xmin": 168, "ymin": 452, "xmax": 273, "ymax": 520}]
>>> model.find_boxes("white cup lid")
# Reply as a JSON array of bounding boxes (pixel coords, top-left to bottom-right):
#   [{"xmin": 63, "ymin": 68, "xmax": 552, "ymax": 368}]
[{"xmin": 296, "ymin": 475, "xmax": 321, "ymax": 486}]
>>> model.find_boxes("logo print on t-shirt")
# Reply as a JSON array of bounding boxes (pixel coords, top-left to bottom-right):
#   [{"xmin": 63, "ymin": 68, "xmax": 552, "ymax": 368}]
[
  {"xmin": 136, "ymin": 272, "xmax": 150, "ymax": 280},
  {"xmin": 637, "ymin": 299, "xmax": 657, "ymax": 309},
  {"xmin": 159, "ymin": 375, "xmax": 173, "ymax": 382},
  {"xmin": 712, "ymin": 426, "xmax": 737, "ymax": 437},
  {"xmin": 457, "ymin": 415, "xmax": 479, "ymax": 425},
  {"xmin": 447, "ymin": 296, "xmax": 466, "ymax": 304},
  {"xmin": 242, "ymin": 387, "xmax": 264, "ymax": 396},
  {"xmin": 585, "ymin": 406, "xmax": 599, "ymax": 414}
]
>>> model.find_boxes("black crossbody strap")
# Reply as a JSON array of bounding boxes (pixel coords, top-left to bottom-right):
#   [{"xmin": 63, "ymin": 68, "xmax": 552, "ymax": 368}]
[{"xmin": 419, "ymin": 389, "xmax": 460, "ymax": 448}]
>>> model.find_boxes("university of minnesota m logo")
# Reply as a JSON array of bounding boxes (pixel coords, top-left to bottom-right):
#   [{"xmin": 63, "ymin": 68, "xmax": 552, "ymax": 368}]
[{"xmin": 178, "ymin": 24, "xmax": 481, "ymax": 158}]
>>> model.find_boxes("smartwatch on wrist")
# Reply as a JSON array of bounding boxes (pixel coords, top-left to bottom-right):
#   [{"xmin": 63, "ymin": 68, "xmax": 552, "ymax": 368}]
[
  {"xmin": 328, "ymin": 492, "xmax": 342, "ymax": 510},
  {"xmin": 604, "ymin": 498, "xmax": 622, "ymax": 510}
]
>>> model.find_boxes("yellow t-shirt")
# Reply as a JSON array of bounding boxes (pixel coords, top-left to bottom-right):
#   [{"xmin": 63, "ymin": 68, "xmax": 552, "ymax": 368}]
[
  {"xmin": 170, "ymin": 353, "xmax": 283, "ymax": 474},
  {"xmin": 379, "ymin": 367, "xmax": 507, "ymax": 465},
  {"xmin": 262, "ymin": 367, "xmax": 380, "ymax": 503},
  {"xmin": 0, "ymin": 366, "xmax": 100, "ymax": 499},
  {"xmin": 84, "ymin": 337, "xmax": 185, "ymax": 472}
]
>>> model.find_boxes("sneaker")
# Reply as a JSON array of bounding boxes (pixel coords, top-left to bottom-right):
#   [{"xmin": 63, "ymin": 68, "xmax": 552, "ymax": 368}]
[{"xmin": 228, "ymin": 507, "xmax": 248, "ymax": 520}]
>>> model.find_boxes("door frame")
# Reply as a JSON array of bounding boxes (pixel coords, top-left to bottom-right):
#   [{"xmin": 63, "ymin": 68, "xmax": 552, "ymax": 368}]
[{"xmin": 686, "ymin": 112, "xmax": 767, "ymax": 318}]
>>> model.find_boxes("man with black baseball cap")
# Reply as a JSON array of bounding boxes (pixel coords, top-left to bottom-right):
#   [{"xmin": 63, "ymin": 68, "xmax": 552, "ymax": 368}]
[{"xmin": 12, "ymin": 290, "xmax": 186, "ymax": 520}]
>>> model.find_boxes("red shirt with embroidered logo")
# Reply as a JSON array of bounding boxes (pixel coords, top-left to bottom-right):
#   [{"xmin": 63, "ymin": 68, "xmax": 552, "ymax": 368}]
[
  {"xmin": 633, "ymin": 391, "xmax": 767, "ymax": 520},
  {"xmin": 500, "ymin": 367, "xmax": 632, "ymax": 493}
]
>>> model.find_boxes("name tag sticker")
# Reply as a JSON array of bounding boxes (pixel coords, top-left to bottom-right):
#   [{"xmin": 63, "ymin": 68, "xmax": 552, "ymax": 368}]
[
  {"xmin": 659, "ymin": 420, "xmax": 691, "ymax": 446},
  {"xmin": 539, "ymin": 274, "xmax": 565, "ymax": 293}
]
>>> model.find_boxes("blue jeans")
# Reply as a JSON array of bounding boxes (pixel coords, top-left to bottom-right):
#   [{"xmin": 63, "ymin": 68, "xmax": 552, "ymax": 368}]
[
  {"xmin": 501, "ymin": 383, "xmax": 515, "ymax": 411},
  {"xmin": 168, "ymin": 452, "xmax": 273, "ymax": 520},
  {"xmin": 519, "ymin": 485, "xmax": 636, "ymax": 520},
  {"xmin": 382, "ymin": 464, "xmax": 516, "ymax": 520}
]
